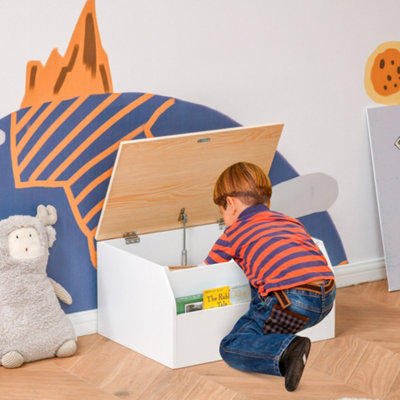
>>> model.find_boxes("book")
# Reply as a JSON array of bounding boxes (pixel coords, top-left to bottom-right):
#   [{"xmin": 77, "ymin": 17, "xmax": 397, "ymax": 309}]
[
  {"xmin": 203, "ymin": 286, "xmax": 231, "ymax": 309},
  {"xmin": 175, "ymin": 283, "xmax": 250, "ymax": 314},
  {"xmin": 176, "ymin": 293, "xmax": 203, "ymax": 314},
  {"xmin": 230, "ymin": 284, "xmax": 251, "ymax": 304}
]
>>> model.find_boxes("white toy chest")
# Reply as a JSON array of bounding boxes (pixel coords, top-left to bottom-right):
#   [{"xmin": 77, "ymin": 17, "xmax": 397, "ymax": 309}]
[{"xmin": 95, "ymin": 124, "xmax": 335, "ymax": 369}]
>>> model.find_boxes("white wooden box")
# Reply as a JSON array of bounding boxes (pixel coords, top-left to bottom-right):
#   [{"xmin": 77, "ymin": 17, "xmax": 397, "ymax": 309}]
[{"xmin": 95, "ymin": 124, "xmax": 335, "ymax": 369}]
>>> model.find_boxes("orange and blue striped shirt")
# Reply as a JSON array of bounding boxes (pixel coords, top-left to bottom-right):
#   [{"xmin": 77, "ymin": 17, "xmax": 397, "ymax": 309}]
[{"xmin": 204, "ymin": 204, "xmax": 334, "ymax": 297}]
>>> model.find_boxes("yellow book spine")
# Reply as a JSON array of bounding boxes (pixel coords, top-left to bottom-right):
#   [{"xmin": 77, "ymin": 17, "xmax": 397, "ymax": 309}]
[{"xmin": 203, "ymin": 286, "xmax": 231, "ymax": 309}]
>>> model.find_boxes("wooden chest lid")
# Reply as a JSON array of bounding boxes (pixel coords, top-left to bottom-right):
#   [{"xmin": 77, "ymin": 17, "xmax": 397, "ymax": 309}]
[{"xmin": 95, "ymin": 124, "xmax": 283, "ymax": 241}]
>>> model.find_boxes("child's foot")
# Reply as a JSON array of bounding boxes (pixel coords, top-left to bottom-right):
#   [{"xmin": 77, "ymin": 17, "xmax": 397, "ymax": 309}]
[{"xmin": 280, "ymin": 337, "xmax": 311, "ymax": 391}]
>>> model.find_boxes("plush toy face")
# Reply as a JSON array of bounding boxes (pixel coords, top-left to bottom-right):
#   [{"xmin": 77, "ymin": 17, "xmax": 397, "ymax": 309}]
[{"xmin": 8, "ymin": 227, "xmax": 42, "ymax": 260}]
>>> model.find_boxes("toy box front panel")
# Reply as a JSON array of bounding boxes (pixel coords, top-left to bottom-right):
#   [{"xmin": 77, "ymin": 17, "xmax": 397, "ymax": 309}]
[
  {"xmin": 97, "ymin": 240, "xmax": 177, "ymax": 367},
  {"xmin": 174, "ymin": 302, "xmax": 250, "ymax": 368},
  {"xmin": 97, "ymin": 222, "xmax": 251, "ymax": 368}
]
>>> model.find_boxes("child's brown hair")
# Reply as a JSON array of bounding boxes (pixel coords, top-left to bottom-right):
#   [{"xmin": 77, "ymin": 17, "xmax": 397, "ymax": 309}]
[{"xmin": 213, "ymin": 162, "xmax": 272, "ymax": 209}]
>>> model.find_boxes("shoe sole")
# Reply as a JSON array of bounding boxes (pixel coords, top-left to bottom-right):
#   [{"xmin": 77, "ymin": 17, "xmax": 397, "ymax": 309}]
[{"xmin": 285, "ymin": 338, "xmax": 311, "ymax": 392}]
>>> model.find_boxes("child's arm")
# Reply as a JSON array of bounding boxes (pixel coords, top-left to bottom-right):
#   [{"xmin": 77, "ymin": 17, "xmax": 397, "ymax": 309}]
[{"xmin": 204, "ymin": 232, "xmax": 234, "ymax": 265}]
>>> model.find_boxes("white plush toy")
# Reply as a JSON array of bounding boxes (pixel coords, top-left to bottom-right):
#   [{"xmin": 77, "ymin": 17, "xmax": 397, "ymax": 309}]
[{"xmin": 0, "ymin": 205, "xmax": 77, "ymax": 368}]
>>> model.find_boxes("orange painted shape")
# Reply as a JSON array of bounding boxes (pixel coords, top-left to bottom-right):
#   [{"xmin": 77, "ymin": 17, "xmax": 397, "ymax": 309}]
[
  {"xmin": 10, "ymin": 111, "xmax": 21, "ymax": 187},
  {"xmin": 75, "ymin": 167, "xmax": 113, "ymax": 205},
  {"xmin": 21, "ymin": 0, "xmax": 112, "ymax": 108},
  {"xmin": 12, "ymin": 0, "xmax": 179, "ymax": 269},
  {"xmin": 83, "ymin": 199, "xmax": 104, "ymax": 225},
  {"xmin": 28, "ymin": 94, "xmax": 119, "ymax": 182},
  {"xmin": 371, "ymin": 48, "xmax": 400, "ymax": 96},
  {"xmin": 19, "ymin": 98, "xmax": 86, "ymax": 178},
  {"xmin": 68, "ymin": 124, "xmax": 145, "ymax": 185},
  {"xmin": 64, "ymin": 185, "xmax": 97, "ymax": 263},
  {"xmin": 15, "ymin": 104, "xmax": 42, "ymax": 132},
  {"xmin": 48, "ymin": 93, "xmax": 153, "ymax": 181},
  {"xmin": 365, "ymin": 41, "xmax": 400, "ymax": 105},
  {"xmin": 144, "ymin": 98, "xmax": 175, "ymax": 138}
]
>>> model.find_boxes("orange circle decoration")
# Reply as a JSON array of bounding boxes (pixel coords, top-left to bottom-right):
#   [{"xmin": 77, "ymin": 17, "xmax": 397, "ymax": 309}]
[{"xmin": 365, "ymin": 41, "xmax": 400, "ymax": 105}]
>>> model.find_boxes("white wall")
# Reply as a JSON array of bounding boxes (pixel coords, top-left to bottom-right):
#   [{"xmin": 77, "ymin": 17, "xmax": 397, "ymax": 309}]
[{"xmin": 0, "ymin": 0, "xmax": 397, "ymax": 264}]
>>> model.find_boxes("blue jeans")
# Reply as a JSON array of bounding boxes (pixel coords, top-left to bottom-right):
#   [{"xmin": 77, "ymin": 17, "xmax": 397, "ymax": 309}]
[{"xmin": 219, "ymin": 281, "xmax": 336, "ymax": 376}]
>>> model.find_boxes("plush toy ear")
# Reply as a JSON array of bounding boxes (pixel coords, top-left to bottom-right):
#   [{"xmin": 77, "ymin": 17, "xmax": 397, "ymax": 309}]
[
  {"xmin": 36, "ymin": 205, "xmax": 57, "ymax": 226},
  {"xmin": 46, "ymin": 226, "xmax": 56, "ymax": 248}
]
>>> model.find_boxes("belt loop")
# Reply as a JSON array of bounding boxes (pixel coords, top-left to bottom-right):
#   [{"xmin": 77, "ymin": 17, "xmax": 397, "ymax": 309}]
[
  {"xmin": 321, "ymin": 281, "xmax": 326, "ymax": 298},
  {"xmin": 274, "ymin": 290, "xmax": 291, "ymax": 309}
]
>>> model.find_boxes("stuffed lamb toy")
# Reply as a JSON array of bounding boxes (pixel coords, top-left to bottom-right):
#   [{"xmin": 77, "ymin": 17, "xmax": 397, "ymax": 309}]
[{"xmin": 0, "ymin": 205, "xmax": 77, "ymax": 368}]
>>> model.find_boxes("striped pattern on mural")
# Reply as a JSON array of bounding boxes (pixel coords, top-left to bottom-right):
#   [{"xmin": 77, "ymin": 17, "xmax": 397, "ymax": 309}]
[{"xmin": 10, "ymin": 92, "xmax": 175, "ymax": 266}]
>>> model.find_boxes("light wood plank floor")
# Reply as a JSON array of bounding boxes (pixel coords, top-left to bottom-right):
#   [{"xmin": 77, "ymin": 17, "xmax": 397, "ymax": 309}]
[{"xmin": 1, "ymin": 279, "xmax": 399, "ymax": 399}]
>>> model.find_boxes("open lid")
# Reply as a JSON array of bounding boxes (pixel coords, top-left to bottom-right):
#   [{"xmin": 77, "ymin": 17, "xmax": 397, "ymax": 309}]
[{"xmin": 95, "ymin": 123, "xmax": 283, "ymax": 241}]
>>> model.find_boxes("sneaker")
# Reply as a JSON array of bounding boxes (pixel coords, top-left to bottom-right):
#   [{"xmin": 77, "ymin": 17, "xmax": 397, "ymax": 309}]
[{"xmin": 281, "ymin": 337, "xmax": 311, "ymax": 392}]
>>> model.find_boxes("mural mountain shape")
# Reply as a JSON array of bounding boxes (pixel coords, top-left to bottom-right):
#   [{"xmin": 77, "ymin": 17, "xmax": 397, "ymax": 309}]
[{"xmin": 21, "ymin": 0, "xmax": 112, "ymax": 108}]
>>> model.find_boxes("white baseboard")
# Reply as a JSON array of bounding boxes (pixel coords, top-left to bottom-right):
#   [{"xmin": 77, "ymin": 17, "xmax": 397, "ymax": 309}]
[
  {"xmin": 67, "ymin": 258, "xmax": 387, "ymax": 337},
  {"xmin": 334, "ymin": 257, "xmax": 386, "ymax": 288},
  {"xmin": 68, "ymin": 309, "xmax": 98, "ymax": 337}
]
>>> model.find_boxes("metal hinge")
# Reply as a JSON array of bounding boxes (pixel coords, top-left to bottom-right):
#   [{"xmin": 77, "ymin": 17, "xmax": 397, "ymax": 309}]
[{"xmin": 123, "ymin": 231, "xmax": 140, "ymax": 244}]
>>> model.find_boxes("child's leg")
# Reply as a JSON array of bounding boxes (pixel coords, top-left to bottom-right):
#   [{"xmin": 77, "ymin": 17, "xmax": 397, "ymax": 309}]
[
  {"xmin": 219, "ymin": 292, "xmax": 295, "ymax": 376},
  {"xmin": 219, "ymin": 282, "xmax": 335, "ymax": 389}
]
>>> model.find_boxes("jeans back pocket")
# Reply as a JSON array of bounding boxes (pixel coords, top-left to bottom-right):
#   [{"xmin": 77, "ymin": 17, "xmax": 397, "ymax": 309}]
[{"xmin": 263, "ymin": 304, "xmax": 310, "ymax": 335}]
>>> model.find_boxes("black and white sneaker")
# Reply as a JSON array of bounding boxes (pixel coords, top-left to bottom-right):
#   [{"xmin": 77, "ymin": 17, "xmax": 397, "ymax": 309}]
[{"xmin": 281, "ymin": 337, "xmax": 311, "ymax": 392}]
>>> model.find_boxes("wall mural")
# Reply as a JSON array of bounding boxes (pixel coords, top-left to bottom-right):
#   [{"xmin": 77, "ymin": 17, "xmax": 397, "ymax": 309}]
[
  {"xmin": 0, "ymin": 0, "xmax": 347, "ymax": 313},
  {"xmin": 365, "ymin": 41, "xmax": 400, "ymax": 105}
]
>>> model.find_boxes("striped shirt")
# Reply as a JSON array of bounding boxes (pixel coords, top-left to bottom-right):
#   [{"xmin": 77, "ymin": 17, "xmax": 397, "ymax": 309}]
[{"xmin": 204, "ymin": 204, "xmax": 334, "ymax": 297}]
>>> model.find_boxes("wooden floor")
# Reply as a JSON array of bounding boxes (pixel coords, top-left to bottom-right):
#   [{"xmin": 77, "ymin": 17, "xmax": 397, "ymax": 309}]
[{"xmin": 1, "ymin": 279, "xmax": 399, "ymax": 400}]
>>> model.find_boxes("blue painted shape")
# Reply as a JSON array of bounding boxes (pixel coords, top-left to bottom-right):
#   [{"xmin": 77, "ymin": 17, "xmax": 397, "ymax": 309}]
[{"xmin": 0, "ymin": 93, "xmax": 347, "ymax": 314}]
